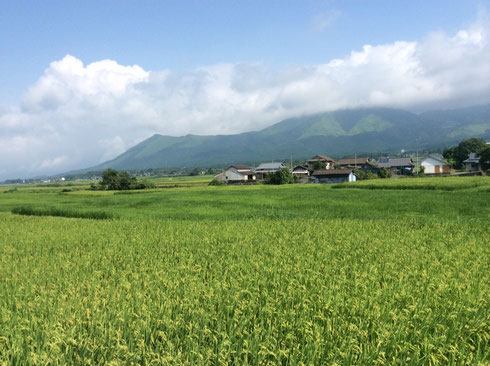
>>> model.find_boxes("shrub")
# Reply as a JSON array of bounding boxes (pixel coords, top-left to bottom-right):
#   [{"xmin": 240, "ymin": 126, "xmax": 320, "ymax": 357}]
[
  {"xmin": 92, "ymin": 169, "xmax": 155, "ymax": 191},
  {"xmin": 265, "ymin": 168, "xmax": 294, "ymax": 185},
  {"xmin": 377, "ymin": 168, "xmax": 392, "ymax": 179},
  {"xmin": 208, "ymin": 178, "xmax": 225, "ymax": 186},
  {"xmin": 355, "ymin": 169, "xmax": 378, "ymax": 180}
]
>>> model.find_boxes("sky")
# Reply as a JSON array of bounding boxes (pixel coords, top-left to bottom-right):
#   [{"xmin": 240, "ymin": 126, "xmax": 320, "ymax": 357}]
[{"xmin": 1, "ymin": 0, "xmax": 490, "ymax": 180}]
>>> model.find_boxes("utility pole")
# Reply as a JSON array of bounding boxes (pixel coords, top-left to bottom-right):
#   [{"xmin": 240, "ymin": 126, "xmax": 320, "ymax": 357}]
[
  {"xmin": 290, "ymin": 154, "xmax": 293, "ymax": 171},
  {"xmin": 416, "ymin": 150, "xmax": 419, "ymax": 175}
]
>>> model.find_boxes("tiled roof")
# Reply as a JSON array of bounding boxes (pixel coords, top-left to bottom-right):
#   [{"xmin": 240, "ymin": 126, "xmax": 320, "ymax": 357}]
[
  {"xmin": 377, "ymin": 157, "xmax": 413, "ymax": 168},
  {"xmin": 463, "ymin": 152, "xmax": 480, "ymax": 163},
  {"xmin": 312, "ymin": 169, "xmax": 353, "ymax": 176},
  {"xmin": 307, "ymin": 155, "xmax": 336, "ymax": 162},
  {"xmin": 255, "ymin": 162, "xmax": 286, "ymax": 170},
  {"xmin": 338, "ymin": 157, "xmax": 370, "ymax": 166}
]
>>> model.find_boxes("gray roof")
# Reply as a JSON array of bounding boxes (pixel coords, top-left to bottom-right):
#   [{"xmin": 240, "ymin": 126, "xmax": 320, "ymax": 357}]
[
  {"xmin": 338, "ymin": 157, "xmax": 370, "ymax": 166},
  {"xmin": 377, "ymin": 157, "xmax": 413, "ymax": 168},
  {"xmin": 307, "ymin": 155, "xmax": 336, "ymax": 163},
  {"xmin": 463, "ymin": 152, "xmax": 480, "ymax": 163},
  {"xmin": 255, "ymin": 162, "xmax": 286, "ymax": 171},
  {"xmin": 312, "ymin": 169, "xmax": 353, "ymax": 177},
  {"xmin": 422, "ymin": 155, "xmax": 450, "ymax": 165},
  {"xmin": 229, "ymin": 165, "xmax": 250, "ymax": 170},
  {"xmin": 293, "ymin": 165, "xmax": 308, "ymax": 170}
]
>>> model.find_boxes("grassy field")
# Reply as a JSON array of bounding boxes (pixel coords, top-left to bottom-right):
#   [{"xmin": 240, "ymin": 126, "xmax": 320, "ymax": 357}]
[{"xmin": 0, "ymin": 177, "xmax": 489, "ymax": 364}]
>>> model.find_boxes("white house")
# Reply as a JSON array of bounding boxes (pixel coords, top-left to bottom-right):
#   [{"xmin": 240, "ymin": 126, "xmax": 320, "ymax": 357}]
[
  {"xmin": 292, "ymin": 165, "xmax": 309, "ymax": 176},
  {"xmin": 311, "ymin": 169, "xmax": 356, "ymax": 184},
  {"xmin": 224, "ymin": 165, "xmax": 256, "ymax": 183},
  {"xmin": 421, "ymin": 156, "xmax": 451, "ymax": 174}
]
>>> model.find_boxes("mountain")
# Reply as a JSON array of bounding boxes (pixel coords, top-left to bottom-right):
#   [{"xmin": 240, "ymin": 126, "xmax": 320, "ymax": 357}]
[{"xmin": 78, "ymin": 105, "xmax": 490, "ymax": 172}]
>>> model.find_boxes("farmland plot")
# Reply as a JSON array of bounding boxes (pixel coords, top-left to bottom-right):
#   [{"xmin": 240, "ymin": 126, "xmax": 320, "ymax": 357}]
[{"xmin": 0, "ymin": 179, "xmax": 489, "ymax": 364}]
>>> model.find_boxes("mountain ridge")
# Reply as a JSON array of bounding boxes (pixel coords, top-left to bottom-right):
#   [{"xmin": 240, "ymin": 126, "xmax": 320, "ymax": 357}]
[{"xmin": 73, "ymin": 105, "xmax": 490, "ymax": 173}]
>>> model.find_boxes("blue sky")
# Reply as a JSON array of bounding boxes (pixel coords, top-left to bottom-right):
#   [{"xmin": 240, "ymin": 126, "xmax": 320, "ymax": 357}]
[
  {"xmin": 0, "ymin": 0, "xmax": 484, "ymax": 102},
  {"xmin": 1, "ymin": 0, "xmax": 489, "ymax": 179}
]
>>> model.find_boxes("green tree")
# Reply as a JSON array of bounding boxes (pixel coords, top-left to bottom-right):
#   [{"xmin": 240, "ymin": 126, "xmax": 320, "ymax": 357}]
[
  {"xmin": 355, "ymin": 169, "xmax": 378, "ymax": 180},
  {"xmin": 443, "ymin": 138, "xmax": 486, "ymax": 169},
  {"xmin": 97, "ymin": 169, "xmax": 138, "ymax": 190},
  {"xmin": 265, "ymin": 168, "xmax": 294, "ymax": 185},
  {"xmin": 312, "ymin": 161, "xmax": 326, "ymax": 170},
  {"xmin": 377, "ymin": 168, "xmax": 392, "ymax": 179},
  {"xmin": 478, "ymin": 145, "xmax": 490, "ymax": 170},
  {"xmin": 189, "ymin": 168, "xmax": 201, "ymax": 176}
]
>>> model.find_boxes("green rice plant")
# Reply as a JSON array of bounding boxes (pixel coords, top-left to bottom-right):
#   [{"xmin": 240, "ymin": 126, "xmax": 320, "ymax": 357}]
[
  {"xmin": 332, "ymin": 176, "xmax": 490, "ymax": 191},
  {"xmin": 11, "ymin": 206, "xmax": 115, "ymax": 220},
  {"xmin": 0, "ymin": 180, "xmax": 488, "ymax": 364}
]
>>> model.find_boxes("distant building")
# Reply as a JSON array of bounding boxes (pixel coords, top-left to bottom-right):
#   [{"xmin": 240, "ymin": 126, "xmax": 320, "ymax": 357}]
[
  {"xmin": 292, "ymin": 165, "xmax": 310, "ymax": 177},
  {"xmin": 337, "ymin": 157, "xmax": 370, "ymax": 169},
  {"xmin": 337, "ymin": 157, "xmax": 380, "ymax": 173},
  {"xmin": 463, "ymin": 153, "xmax": 481, "ymax": 172},
  {"xmin": 377, "ymin": 157, "xmax": 414, "ymax": 175},
  {"xmin": 254, "ymin": 162, "xmax": 287, "ymax": 180},
  {"xmin": 255, "ymin": 162, "xmax": 286, "ymax": 174},
  {"xmin": 421, "ymin": 156, "xmax": 451, "ymax": 174},
  {"xmin": 224, "ymin": 165, "xmax": 256, "ymax": 183},
  {"xmin": 213, "ymin": 171, "xmax": 227, "ymax": 182},
  {"xmin": 307, "ymin": 155, "xmax": 337, "ymax": 171},
  {"xmin": 311, "ymin": 169, "xmax": 356, "ymax": 184}
]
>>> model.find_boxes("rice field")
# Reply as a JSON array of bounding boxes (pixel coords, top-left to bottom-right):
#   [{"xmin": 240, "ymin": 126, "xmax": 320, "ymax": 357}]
[{"xmin": 0, "ymin": 177, "xmax": 489, "ymax": 364}]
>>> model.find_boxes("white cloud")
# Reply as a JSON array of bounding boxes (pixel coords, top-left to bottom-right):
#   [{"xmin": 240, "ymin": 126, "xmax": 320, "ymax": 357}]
[{"xmin": 1, "ymin": 16, "xmax": 490, "ymax": 180}]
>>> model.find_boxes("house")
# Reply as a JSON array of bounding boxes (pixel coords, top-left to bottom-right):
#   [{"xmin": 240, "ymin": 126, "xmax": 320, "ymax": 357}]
[
  {"xmin": 292, "ymin": 165, "xmax": 310, "ymax": 177},
  {"xmin": 421, "ymin": 156, "xmax": 451, "ymax": 174},
  {"xmin": 362, "ymin": 161, "xmax": 381, "ymax": 174},
  {"xmin": 224, "ymin": 165, "xmax": 256, "ymax": 183},
  {"xmin": 213, "ymin": 171, "xmax": 227, "ymax": 182},
  {"xmin": 307, "ymin": 155, "xmax": 337, "ymax": 171},
  {"xmin": 255, "ymin": 162, "xmax": 286, "ymax": 174},
  {"xmin": 377, "ymin": 157, "xmax": 414, "ymax": 175},
  {"xmin": 463, "ymin": 153, "xmax": 481, "ymax": 172},
  {"xmin": 338, "ymin": 157, "xmax": 371, "ymax": 169},
  {"xmin": 337, "ymin": 157, "xmax": 380, "ymax": 173},
  {"xmin": 311, "ymin": 169, "xmax": 357, "ymax": 184},
  {"xmin": 254, "ymin": 162, "xmax": 287, "ymax": 180}
]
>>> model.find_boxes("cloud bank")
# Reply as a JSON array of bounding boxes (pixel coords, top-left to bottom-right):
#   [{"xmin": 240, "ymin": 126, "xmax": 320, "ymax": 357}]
[{"xmin": 1, "ymin": 17, "xmax": 490, "ymax": 179}]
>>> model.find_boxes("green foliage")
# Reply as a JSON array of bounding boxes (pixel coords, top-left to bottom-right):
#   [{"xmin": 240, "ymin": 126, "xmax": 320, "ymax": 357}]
[
  {"xmin": 93, "ymin": 169, "xmax": 155, "ymax": 191},
  {"xmin": 312, "ymin": 161, "xmax": 326, "ymax": 170},
  {"xmin": 208, "ymin": 178, "xmax": 225, "ymax": 186},
  {"xmin": 478, "ymin": 145, "xmax": 490, "ymax": 170},
  {"xmin": 443, "ymin": 137, "xmax": 487, "ymax": 169},
  {"xmin": 354, "ymin": 169, "xmax": 378, "ymax": 180},
  {"xmin": 189, "ymin": 168, "xmax": 201, "ymax": 176},
  {"xmin": 377, "ymin": 167, "xmax": 392, "ymax": 178},
  {"xmin": 264, "ymin": 168, "xmax": 294, "ymax": 185}
]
